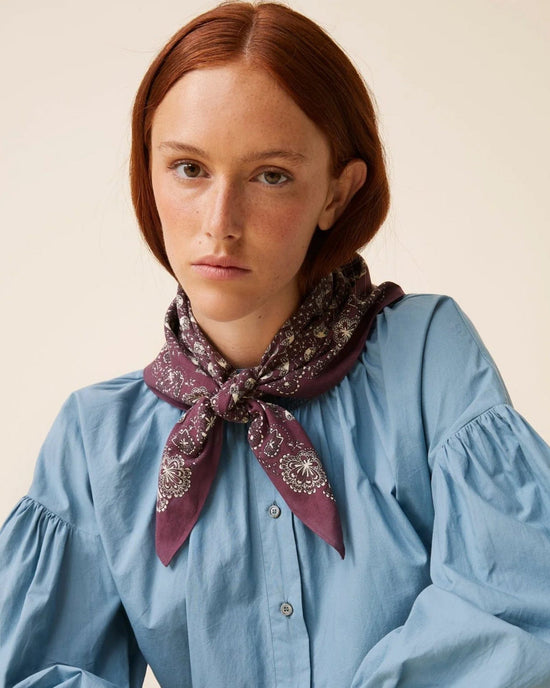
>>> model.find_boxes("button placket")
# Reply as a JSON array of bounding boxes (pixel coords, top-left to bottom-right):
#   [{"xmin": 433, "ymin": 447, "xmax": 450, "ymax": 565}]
[{"xmin": 251, "ymin": 450, "xmax": 311, "ymax": 686}]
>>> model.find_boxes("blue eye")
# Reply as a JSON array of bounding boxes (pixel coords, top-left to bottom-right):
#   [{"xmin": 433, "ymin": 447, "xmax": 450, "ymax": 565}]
[
  {"xmin": 173, "ymin": 162, "xmax": 203, "ymax": 178},
  {"xmin": 258, "ymin": 170, "xmax": 290, "ymax": 185}
]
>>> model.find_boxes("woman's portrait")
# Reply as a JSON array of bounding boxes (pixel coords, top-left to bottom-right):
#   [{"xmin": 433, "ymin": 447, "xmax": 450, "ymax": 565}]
[{"xmin": 1, "ymin": 2, "xmax": 549, "ymax": 687}]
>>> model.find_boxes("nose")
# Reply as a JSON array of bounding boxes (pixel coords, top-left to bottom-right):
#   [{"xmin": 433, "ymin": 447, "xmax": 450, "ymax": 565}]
[{"xmin": 204, "ymin": 179, "xmax": 243, "ymax": 241}]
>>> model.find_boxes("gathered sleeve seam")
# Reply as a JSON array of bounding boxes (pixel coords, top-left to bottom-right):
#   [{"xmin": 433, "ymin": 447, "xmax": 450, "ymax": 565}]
[
  {"xmin": 17, "ymin": 494, "xmax": 100, "ymax": 539},
  {"xmin": 433, "ymin": 402, "xmax": 513, "ymax": 455}
]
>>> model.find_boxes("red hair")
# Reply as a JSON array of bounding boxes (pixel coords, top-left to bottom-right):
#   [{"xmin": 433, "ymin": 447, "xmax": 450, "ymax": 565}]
[{"xmin": 130, "ymin": 2, "xmax": 389, "ymax": 291}]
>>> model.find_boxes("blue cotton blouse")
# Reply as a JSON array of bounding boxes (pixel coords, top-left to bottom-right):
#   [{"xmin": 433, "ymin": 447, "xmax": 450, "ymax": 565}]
[{"xmin": 1, "ymin": 294, "xmax": 550, "ymax": 688}]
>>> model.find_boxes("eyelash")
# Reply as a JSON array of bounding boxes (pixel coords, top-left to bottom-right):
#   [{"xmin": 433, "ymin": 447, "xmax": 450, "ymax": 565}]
[
  {"xmin": 169, "ymin": 161, "xmax": 205, "ymax": 180},
  {"xmin": 255, "ymin": 170, "xmax": 291, "ymax": 186},
  {"xmin": 168, "ymin": 161, "xmax": 292, "ymax": 186}
]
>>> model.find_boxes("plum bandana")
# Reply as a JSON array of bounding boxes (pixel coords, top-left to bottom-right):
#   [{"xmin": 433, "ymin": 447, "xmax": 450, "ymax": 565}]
[{"xmin": 144, "ymin": 256, "xmax": 403, "ymax": 565}]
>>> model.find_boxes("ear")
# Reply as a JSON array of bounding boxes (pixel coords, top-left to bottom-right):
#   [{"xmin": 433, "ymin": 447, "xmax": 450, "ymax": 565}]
[{"xmin": 318, "ymin": 159, "xmax": 367, "ymax": 231}]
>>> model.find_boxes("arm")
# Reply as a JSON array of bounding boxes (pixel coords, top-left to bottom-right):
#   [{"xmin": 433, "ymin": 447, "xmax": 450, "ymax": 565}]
[
  {"xmin": 0, "ymin": 398, "xmax": 147, "ymax": 687},
  {"xmin": 351, "ymin": 298, "xmax": 550, "ymax": 687}
]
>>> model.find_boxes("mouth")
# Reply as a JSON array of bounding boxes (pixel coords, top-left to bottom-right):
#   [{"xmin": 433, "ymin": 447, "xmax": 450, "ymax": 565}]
[{"xmin": 192, "ymin": 255, "xmax": 251, "ymax": 280}]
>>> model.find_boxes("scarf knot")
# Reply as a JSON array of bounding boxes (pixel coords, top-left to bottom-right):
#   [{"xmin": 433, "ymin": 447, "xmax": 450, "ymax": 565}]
[{"xmin": 209, "ymin": 369, "xmax": 258, "ymax": 422}]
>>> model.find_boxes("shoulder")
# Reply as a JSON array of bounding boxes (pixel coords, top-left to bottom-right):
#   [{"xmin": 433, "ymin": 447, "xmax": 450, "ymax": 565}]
[
  {"xmin": 371, "ymin": 293, "xmax": 504, "ymax": 375},
  {"xmin": 72, "ymin": 368, "xmax": 153, "ymax": 410},
  {"xmin": 42, "ymin": 369, "xmax": 161, "ymax": 447},
  {"xmin": 28, "ymin": 370, "xmax": 169, "ymax": 527},
  {"xmin": 365, "ymin": 293, "xmax": 474, "ymax": 371},
  {"xmin": 66, "ymin": 368, "xmax": 178, "ymax": 467},
  {"xmin": 374, "ymin": 293, "xmax": 477, "ymax": 344},
  {"xmin": 364, "ymin": 293, "xmax": 511, "ymax": 450},
  {"xmin": 64, "ymin": 368, "xmax": 169, "ymax": 433}
]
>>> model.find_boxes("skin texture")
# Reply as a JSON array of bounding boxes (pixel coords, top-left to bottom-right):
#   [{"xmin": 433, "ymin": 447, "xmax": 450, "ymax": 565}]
[{"xmin": 151, "ymin": 60, "xmax": 366, "ymax": 367}]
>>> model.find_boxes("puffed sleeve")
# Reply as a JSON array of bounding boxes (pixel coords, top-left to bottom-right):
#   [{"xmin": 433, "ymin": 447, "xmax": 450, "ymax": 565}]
[
  {"xmin": 0, "ymin": 397, "xmax": 147, "ymax": 687},
  {"xmin": 351, "ymin": 298, "xmax": 550, "ymax": 687}
]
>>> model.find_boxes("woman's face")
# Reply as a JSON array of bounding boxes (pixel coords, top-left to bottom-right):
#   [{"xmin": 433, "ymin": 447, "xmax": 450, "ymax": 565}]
[{"xmin": 150, "ymin": 61, "xmax": 342, "ymax": 342}]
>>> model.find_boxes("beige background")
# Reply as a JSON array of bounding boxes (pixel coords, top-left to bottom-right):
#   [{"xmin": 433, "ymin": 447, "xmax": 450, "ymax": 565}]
[{"xmin": 1, "ymin": 1, "xmax": 549, "ymax": 685}]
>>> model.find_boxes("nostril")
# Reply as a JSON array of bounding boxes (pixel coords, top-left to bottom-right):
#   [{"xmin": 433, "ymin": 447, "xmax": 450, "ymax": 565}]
[{"xmin": 205, "ymin": 228, "xmax": 240, "ymax": 240}]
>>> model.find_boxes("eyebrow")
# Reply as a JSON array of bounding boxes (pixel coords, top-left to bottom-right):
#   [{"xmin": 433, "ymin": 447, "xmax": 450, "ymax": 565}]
[{"xmin": 158, "ymin": 141, "xmax": 308, "ymax": 165}]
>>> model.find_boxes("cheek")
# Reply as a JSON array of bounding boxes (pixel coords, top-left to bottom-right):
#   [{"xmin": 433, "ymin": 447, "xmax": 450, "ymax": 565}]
[
  {"xmin": 257, "ymin": 196, "xmax": 321, "ymax": 246},
  {"xmin": 152, "ymin": 180, "xmax": 179, "ymax": 226},
  {"xmin": 151, "ymin": 164, "xmax": 189, "ymax": 223},
  {"xmin": 150, "ymin": 184, "xmax": 187, "ymax": 267},
  {"xmin": 152, "ymin": 189, "xmax": 198, "ymax": 260}
]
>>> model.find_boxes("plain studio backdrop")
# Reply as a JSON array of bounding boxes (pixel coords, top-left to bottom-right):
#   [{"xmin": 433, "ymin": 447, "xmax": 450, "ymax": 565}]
[{"xmin": 1, "ymin": 1, "xmax": 549, "ymax": 685}]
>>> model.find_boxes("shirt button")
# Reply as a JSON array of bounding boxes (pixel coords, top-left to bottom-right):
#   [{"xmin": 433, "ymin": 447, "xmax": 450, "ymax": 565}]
[
  {"xmin": 280, "ymin": 602, "xmax": 294, "ymax": 617},
  {"xmin": 268, "ymin": 504, "xmax": 281, "ymax": 519}
]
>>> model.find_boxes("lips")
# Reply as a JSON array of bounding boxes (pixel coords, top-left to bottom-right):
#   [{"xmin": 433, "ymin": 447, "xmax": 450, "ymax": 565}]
[
  {"xmin": 193, "ymin": 255, "xmax": 250, "ymax": 270},
  {"xmin": 192, "ymin": 255, "xmax": 251, "ymax": 280}
]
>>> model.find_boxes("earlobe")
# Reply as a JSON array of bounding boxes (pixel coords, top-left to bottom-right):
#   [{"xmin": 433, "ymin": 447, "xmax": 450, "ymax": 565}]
[{"xmin": 318, "ymin": 159, "xmax": 367, "ymax": 230}]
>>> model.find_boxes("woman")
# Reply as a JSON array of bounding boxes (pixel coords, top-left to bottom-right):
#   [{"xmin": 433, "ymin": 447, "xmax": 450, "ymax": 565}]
[{"xmin": 1, "ymin": 2, "xmax": 550, "ymax": 687}]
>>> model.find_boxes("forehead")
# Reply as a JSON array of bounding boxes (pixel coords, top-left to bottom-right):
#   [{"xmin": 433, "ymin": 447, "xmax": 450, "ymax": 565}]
[{"xmin": 150, "ymin": 61, "xmax": 331, "ymax": 161}]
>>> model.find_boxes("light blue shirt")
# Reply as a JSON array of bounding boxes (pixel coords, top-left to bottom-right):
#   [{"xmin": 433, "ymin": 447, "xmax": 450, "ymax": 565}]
[{"xmin": 1, "ymin": 294, "xmax": 550, "ymax": 687}]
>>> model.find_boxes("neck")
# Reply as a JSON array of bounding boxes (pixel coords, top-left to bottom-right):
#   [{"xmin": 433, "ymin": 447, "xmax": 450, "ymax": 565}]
[{"xmin": 195, "ymin": 309, "xmax": 296, "ymax": 369}]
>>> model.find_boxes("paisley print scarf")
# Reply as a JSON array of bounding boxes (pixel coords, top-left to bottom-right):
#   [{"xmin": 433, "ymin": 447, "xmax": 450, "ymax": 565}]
[{"xmin": 145, "ymin": 255, "xmax": 403, "ymax": 565}]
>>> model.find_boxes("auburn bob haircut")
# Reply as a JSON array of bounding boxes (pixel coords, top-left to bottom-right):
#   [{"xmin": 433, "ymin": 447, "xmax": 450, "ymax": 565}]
[{"xmin": 130, "ymin": 2, "xmax": 390, "ymax": 292}]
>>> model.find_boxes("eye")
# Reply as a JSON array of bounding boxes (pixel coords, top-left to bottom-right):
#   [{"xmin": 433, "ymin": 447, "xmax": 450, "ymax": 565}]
[
  {"xmin": 256, "ymin": 170, "xmax": 290, "ymax": 186},
  {"xmin": 171, "ymin": 161, "xmax": 205, "ymax": 179}
]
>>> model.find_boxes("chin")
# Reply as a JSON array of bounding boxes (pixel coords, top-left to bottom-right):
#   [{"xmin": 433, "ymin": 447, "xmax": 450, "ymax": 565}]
[{"xmin": 187, "ymin": 295, "xmax": 258, "ymax": 327}]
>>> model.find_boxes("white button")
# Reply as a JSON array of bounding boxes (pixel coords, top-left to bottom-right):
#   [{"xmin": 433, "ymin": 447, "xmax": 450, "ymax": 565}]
[
  {"xmin": 268, "ymin": 504, "xmax": 281, "ymax": 519},
  {"xmin": 280, "ymin": 602, "xmax": 294, "ymax": 617}
]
